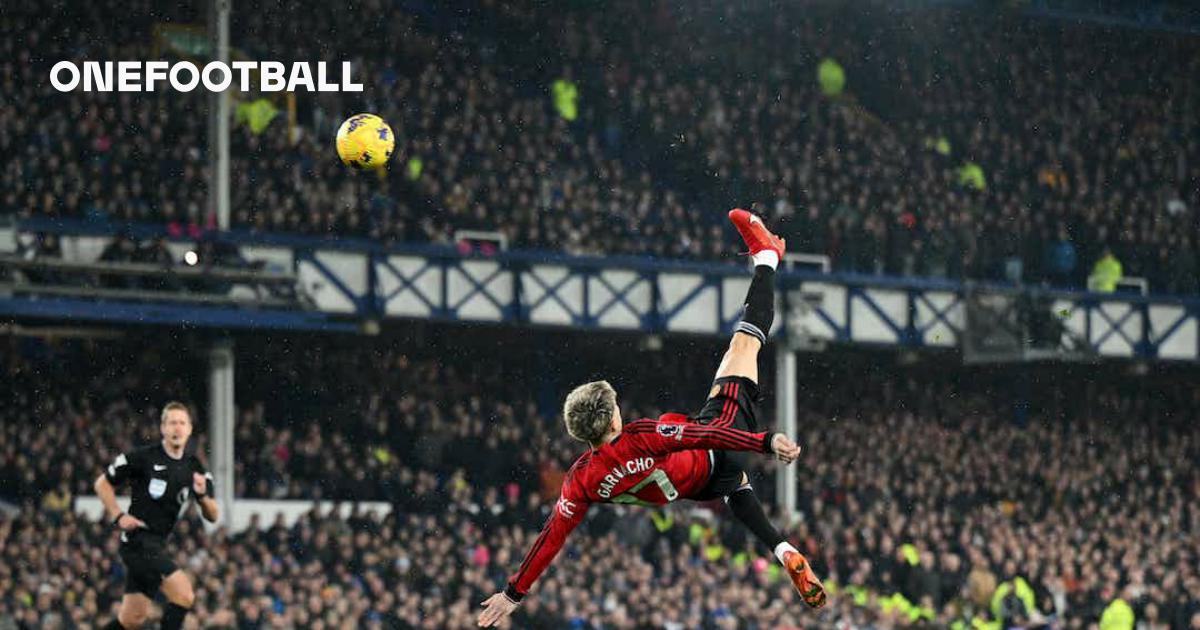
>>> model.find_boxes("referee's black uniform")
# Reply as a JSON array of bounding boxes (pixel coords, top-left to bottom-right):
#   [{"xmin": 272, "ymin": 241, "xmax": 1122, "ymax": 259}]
[{"xmin": 104, "ymin": 444, "xmax": 214, "ymax": 595}]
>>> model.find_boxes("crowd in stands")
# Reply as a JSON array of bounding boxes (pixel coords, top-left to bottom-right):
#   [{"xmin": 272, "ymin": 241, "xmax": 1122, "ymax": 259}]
[
  {"xmin": 563, "ymin": 1, "xmax": 1200, "ymax": 291},
  {"xmin": 2, "ymin": 330, "xmax": 1198, "ymax": 628},
  {"xmin": 4, "ymin": 1, "xmax": 1199, "ymax": 293},
  {"xmin": 0, "ymin": 1, "xmax": 209, "ymax": 229},
  {"xmin": 223, "ymin": 0, "xmax": 725, "ymax": 259},
  {"xmin": 1, "ymin": 2, "xmax": 1199, "ymax": 625}
]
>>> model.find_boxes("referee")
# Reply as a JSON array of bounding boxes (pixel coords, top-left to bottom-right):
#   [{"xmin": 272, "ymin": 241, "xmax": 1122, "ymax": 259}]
[{"xmin": 94, "ymin": 402, "xmax": 219, "ymax": 630}]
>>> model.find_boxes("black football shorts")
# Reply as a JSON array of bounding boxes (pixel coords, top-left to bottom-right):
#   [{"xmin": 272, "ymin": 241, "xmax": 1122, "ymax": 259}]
[
  {"xmin": 119, "ymin": 539, "xmax": 178, "ymax": 596},
  {"xmin": 692, "ymin": 375, "xmax": 764, "ymax": 500}
]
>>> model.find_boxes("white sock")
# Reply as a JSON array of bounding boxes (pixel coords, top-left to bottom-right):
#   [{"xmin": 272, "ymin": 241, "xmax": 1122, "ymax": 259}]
[
  {"xmin": 773, "ymin": 541, "xmax": 798, "ymax": 564},
  {"xmin": 752, "ymin": 250, "xmax": 779, "ymax": 270}
]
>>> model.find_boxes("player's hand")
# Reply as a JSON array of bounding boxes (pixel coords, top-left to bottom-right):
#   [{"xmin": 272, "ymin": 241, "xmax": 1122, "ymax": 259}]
[
  {"xmin": 116, "ymin": 514, "xmax": 148, "ymax": 531},
  {"xmin": 193, "ymin": 472, "xmax": 208, "ymax": 497},
  {"xmin": 477, "ymin": 592, "xmax": 519, "ymax": 627},
  {"xmin": 771, "ymin": 433, "xmax": 802, "ymax": 463}
]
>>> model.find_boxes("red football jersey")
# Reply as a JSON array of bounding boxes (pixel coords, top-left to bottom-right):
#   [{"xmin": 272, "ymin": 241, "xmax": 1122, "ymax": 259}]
[{"xmin": 506, "ymin": 413, "xmax": 772, "ymax": 598}]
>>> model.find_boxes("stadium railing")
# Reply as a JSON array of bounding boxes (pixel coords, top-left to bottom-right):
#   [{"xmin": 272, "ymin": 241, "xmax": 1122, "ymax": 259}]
[{"xmin": 4, "ymin": 217, "xmax": 1198, "ymax": 362}]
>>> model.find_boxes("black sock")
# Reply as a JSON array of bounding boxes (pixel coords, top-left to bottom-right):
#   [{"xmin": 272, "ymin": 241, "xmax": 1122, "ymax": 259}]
[
  {"xmin": 735, "ymin": 265, "xmax": 776, "ymax": 344},
  {"xmin": 161, "ymin": 603, "xmax": 189, "ymax": 630},
  {"xmin": 726, "ymin": 483, "xmax": 785, "ymax": 550},
  {"xmin": 101, "ymin": 621, "xmax": 125, "ymax": 630}
]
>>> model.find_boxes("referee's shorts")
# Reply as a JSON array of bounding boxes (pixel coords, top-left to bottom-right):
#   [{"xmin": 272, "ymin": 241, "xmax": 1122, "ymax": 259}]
[{"xmin": 119, "ymin": 538, "xmax": 178, "ymax": 596}]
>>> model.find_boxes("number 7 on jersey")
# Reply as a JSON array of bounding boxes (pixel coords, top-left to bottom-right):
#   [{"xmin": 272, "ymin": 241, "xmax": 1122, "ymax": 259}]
[{"xmin": 611, "ymin": 468, "xmax": 679, "ymax": 506}]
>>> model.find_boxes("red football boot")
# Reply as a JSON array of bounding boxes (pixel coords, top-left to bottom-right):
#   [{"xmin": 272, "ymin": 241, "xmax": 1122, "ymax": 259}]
[
  {"xmin": 782, "ymin": 550, "xmax": 828, "ymax": 609},
  {"xmin": 728, "ymin": 208, "xmax": 786, "ymax": 259}
]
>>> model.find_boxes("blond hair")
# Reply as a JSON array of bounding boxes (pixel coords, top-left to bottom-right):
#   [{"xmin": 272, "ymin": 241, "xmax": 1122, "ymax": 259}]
[
  {"xmin": 562, "ymin": 381, "xmax": 617, "ymax": 446},
  {"xmin": 160, "ymin": 401, "xmax": 192, "ymax": 424}
]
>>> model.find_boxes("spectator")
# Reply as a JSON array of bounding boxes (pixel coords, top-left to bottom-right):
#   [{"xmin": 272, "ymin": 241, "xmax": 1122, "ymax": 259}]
[
  {"xmin": 1090, "ymin": 246, "xmax": 1124, "ymax": 293},
  {"xmin": 1046, "ymin": 226, "xmax": 1078, "ymax": 288}
]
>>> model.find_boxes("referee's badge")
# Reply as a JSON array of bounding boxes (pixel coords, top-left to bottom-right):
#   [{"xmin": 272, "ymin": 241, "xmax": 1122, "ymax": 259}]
[{"xmin": 148, "ymin": 478, "xmax": 167, "ymax": 499}]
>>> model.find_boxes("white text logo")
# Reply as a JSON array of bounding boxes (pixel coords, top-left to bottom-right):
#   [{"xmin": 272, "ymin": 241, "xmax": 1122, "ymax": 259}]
[{"xmin": 49, "ymin": 61, "xmax": 364, "ymax": 93}]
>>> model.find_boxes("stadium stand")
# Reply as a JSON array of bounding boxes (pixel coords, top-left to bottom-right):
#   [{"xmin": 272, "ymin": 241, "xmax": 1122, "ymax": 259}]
[
  {"xmin": 4, "ymin": 1, "xmax": 1198, "ymax": 292},
  {"xmin": 0, "ymin": 1, "xmax": 208, "ymax": 229},
  {"xmin": 3, "ymin": 1, "xmax": 1200, "ymax": 628},
  {"xmin": 2, "ymin": 332, "xmax": 1198, "ymax": 628}
]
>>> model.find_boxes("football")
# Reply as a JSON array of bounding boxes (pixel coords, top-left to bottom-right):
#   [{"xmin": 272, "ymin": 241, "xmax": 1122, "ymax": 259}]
[{"xmin": 335, "ymin": 113, "xmax": 395, "ymax": 170}]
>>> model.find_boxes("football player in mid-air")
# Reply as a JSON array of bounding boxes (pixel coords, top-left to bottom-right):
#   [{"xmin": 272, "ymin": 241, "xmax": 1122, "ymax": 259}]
[{"xmin": 478, "ymin": 209, "xmax": 826, "ymax": 627}]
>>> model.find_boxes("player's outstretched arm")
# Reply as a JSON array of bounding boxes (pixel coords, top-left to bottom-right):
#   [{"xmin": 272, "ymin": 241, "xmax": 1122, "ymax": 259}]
[
  {"xmin": 479, "ymin": 486, "xmax": 590, "ymax": 627},
  {"xmin": 624, "ymin": 419, "xmax": 801, "ymax": 463}
]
